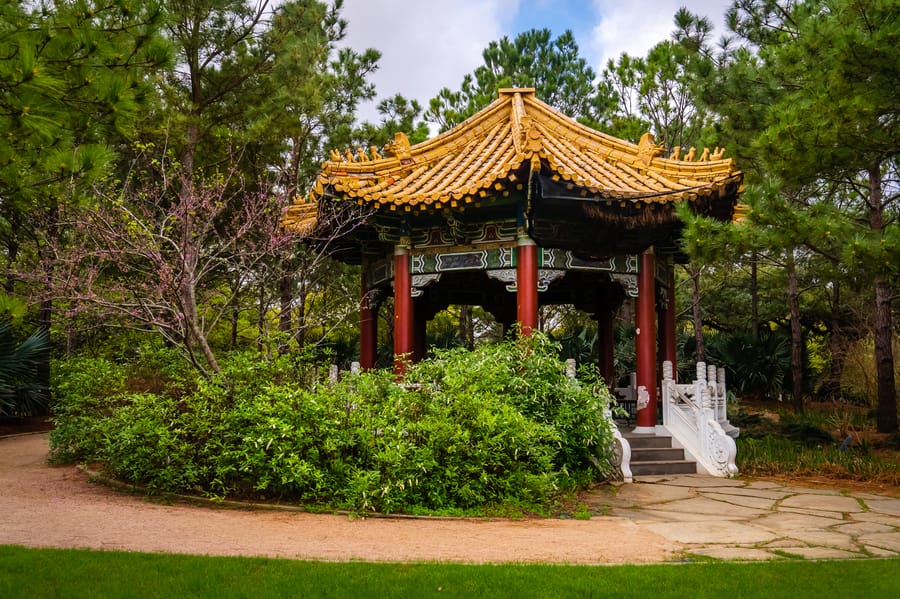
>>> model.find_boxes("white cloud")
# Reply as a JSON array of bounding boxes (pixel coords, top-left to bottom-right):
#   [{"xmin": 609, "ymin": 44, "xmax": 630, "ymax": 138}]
[
  {"xmin": 588, "ymin": 0, "xmax": 732, "ymax": 70},
  {"xmin": 339, "ymin": 0, "xmax": 519, "ymax": 123},
  {"xmin": 338, "ymin": 0, "xmax": 734, "ymax": 124}
]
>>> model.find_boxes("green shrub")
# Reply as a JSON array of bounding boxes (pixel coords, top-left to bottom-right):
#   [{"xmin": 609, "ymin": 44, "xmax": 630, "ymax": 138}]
[
  {"xmin": 50, "ymin": 334, "xmax": 618, "ymax": 514},
  {"xmin": 48, "ymin": 357, "xmax": 128, "ymax": 463}
]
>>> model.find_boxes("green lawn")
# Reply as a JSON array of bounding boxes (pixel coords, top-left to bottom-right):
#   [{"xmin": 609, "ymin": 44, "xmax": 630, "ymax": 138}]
[{"xmin": 2, "ymin": 545, "xmax": 898, "ymax": 598}]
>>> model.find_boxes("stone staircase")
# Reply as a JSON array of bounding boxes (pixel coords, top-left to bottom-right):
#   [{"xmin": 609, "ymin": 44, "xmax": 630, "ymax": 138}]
[{"xmin": 622, "ymin": 431, "xmax": 696, "ymax": 476}]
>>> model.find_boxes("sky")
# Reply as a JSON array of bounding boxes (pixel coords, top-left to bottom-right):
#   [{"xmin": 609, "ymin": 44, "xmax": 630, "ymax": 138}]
[{"xmin": 338, "ymin": 0, "xmax": 736, "ymax": 125}]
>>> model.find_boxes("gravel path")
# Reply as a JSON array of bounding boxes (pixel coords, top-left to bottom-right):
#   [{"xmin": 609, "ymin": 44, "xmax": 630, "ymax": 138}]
[{"xmin": 0, "ymin": 433, "xmax": 676, "ymax": 564}]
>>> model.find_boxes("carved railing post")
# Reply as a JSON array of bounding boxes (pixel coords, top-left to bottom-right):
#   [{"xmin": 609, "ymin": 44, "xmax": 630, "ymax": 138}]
[{"xmin": 662, "ymin": 360, "xmax": 674, "ymax": 425}]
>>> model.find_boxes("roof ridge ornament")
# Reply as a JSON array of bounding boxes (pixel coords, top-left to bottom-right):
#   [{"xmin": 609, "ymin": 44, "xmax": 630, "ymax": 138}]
[
  {"xmin": 384, "ymin": 131, "xmax": 412, "ymax": 160},
  {"xmin": 669, "ymin": 145, "xmax": 728, "ymax": 162},
  {"xmin": 509, "ymin": 91, "xmax": 528, "ymax": 154},
  {"xmin": 636, "ymin": 132, "xmax": 664, "ymax": 166}
]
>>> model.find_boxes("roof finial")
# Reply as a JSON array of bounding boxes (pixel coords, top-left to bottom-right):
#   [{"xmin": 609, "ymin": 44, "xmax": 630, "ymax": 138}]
[
  {"xmin": 637, "ymin": 132, "xmax": 664, "ymax": 166},
  {"xmin": 384, "ymin": 132, "xmax": 412, "ymax": 160}
]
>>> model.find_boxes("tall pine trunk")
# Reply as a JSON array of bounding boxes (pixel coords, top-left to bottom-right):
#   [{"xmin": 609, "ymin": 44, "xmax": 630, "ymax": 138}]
[
  {"xmin": 820, "ymin": 279, "xmax": 848, "ymax": 401},
  {"xmin": 869, "ymin": 163, "xmax": 897, "ymax": 433},
  {"xmin": 278, "ymin": 256, "xmax": 294, "ymax": 352},
  {"xmin": 786, "ymin": 251, "xmax": 804, "ymax": 413},
  {"xmin": 750, "ymin": 252, "xmax": 759, "ymax": 340}
]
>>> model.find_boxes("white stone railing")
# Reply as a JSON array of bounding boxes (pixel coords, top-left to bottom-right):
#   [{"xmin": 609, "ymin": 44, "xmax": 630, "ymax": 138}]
[
  {"xmin": 661, "ymin": 360, "xmax": 738, "ymax": 477},
  {"xmin": 607, "ymin": 408, "xmax": 633, "ymax": 483},
  {"xmin": 567, "ymin": 360, "xmax": 632, "ymax": 483}
]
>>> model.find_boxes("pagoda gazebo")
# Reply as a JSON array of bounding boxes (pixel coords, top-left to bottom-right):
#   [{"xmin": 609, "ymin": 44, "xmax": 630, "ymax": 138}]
[{"xmin": 283, "ymin": 88, "xmax": 743, "ymax": 439}]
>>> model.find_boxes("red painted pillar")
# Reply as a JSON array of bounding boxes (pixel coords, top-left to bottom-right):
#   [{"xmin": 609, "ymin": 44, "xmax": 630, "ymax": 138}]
[
  {"xmin": 516, "ymin": 233, "xmax": 539, "ymax": 336},
  {"xmin": 662, "ymin": 268, "xmax": 677, "ymax": 380},
  {"xmin": 597, "ymin": 308, "xmax": 616, "ymax": 387},
  {"xmin": 393, "ymin": 239, "xmax": 413, "ymax": 376},
  {"xmin": 635, "ymin": 250, "xmax": 658, "ymax": 433},
  {"xmin": 359, "ymin": 264, "xmax": 377, "ymax": 370}
]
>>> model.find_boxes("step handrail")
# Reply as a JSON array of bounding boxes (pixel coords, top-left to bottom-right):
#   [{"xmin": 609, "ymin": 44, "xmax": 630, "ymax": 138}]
[{"xmin": 661, "ymin": 360, "xmax": 738, "ymax": 477}]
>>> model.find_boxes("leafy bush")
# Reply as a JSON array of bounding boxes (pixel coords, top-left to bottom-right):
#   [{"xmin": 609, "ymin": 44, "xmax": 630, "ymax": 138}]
[
  {"xmin": 50, "ymin": 334, "xmax": 618, "ymax": 514},
  {"xmin": 703, "ymin": 331, "xmax": 793, "ymax": 400},
  {"xmin": 48, "ymin": 356, "xmax": 128, "ymax": 463}
]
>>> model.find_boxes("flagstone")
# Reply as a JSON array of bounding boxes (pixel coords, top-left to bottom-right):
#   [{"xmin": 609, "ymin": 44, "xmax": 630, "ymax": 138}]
[
  {"xmin": 702, "ymin": 492, "xmax": 778, "ymax": 510},
  {"xmin": 778, "ymin": 486, "xmax": 844, "ymax": 496},
  {"xmin": 832, "ymin": 521, "xmax": 895, "ymax": 536},
  {"xmin": 651, "ymin": 496, "xmax": 769, "ymax": 518},
  {"xmin": 743, "ymin": 480, "xmax": 785, "ymax": 490},
  {"xmin": 611, "ymin": 483, "xmax": 696, "ymax": 506},
  {"xmin": 687, "ymin": 547, "xmax": 782, "ymax": 561},
  {"xmin": 779, "ymin": 530, "xmax": 859, "ymax": 550},
  {"xmin": 851, "ymin": 511, "xmax": 900, "ymax": 527},
  {"xmin": 852, "ymin": 512, "xmax": 900, "ymax": 530},
  {"xmin": 857, "ymin": 532, "xmax": 900, "ymax": 552},
  {"xmin": 776, "ymin": 507, "xmax": 846, "ymax": 520},
  {"xmin": 641, "ymin": 520, "xmax": 775, "ymax": 545},
  {"xmin": 775, "ymin": 546, "xmax": 863, "ymax": 560},
  {"xmin": 864, "ymin": 545, "xmax": 899, "ymax": 557},
  {"xmin": 699, "ymin": 487, "xmax": 792, "ymax": 501},
  {"xmin": 779, "ymin": 494, "xmax": 863, "ymax": 513},
  {"xmin": 660, "ymin": 475, "xmax": 747, "ymax": 489},
  {"xmin": 863, "ymin": 498, "xmax": 900, "ymax": 516},
  {"xmin": 751, "ymin": 512, "xmax": 843, "ymax": 533},
  {"xmin": 762, "ymin": 539, "xmax": 804, "ymax": 548},
  {"xmin": 608, "ymin": 508, "xmax": 730, "ymax": 523}
]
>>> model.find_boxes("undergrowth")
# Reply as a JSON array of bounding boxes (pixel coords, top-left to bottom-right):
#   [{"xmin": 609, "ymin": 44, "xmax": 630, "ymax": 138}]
[
  {"xmin": 733, "ymin": 402, "xmax": 900, "ymax": 486},
  {"xmin": 49, "ymin": 334, "xmax": 618, "ymax": 514}
]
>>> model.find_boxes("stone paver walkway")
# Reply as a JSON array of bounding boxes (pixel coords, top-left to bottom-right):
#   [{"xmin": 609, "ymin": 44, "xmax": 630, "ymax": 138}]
[{"xmin": 602, "ymin": 474, "xmax": 900, "ymax": 560}]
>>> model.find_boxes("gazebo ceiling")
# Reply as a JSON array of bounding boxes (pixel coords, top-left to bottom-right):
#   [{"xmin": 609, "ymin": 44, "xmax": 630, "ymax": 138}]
[{"xmin": 282, "ymin": 88, "xmax": 743, "ymax": 252}]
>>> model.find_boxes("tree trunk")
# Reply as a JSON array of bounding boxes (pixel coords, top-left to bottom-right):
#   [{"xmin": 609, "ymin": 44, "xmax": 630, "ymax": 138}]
[
  {"xmin": 295, "ymin": 277, "xmax": 307, "ymax": 349},
  {"xmin": 819, "ymin": 279, "xmax": 848, "ymax": 401},
  {"xmin": 750, "ymin": 252, "xmax": 759, "ymax": 340},
  {"xmin": 873, "ymin": 277, "xmax": 897, "ymax": 432},
  {"xmin": 257, "ymin": 283, "xmax": 267, "ymax": 354},
  {"xmin": 786, "ymin": 251, "xmax": 804, "ymax": 413},
  {"xmin": 278, "ymin": 256, "xmax": 294, "ymax": 352},
  {"xmin": 458, "ymin": 304, "xmax": 474, "ymax": 350},
  {"xmin": 180, "ymin": 277, "xmax": 220, "ymax": 375},
  {"xmin": 5, "ymin": 236, "xmax": 18, "ymax": 294},
  {"xmin": 869, "ymin": 162, "xmax": 897, "ymax": 433},
  {"xmin": 689, "ymin": 265, "xmax": 705, "ymax": 362}
]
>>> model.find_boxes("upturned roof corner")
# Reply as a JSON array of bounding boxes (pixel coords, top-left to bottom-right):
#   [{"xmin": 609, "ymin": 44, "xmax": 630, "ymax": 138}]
[{"xmin": 281, "ymin": 88, "xmax": 742, "ymax": 236}]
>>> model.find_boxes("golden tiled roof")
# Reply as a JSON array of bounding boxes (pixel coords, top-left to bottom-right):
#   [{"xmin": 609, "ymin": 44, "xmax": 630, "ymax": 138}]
[{"xmin": 283, "ymin": 88, "xmax": 742, "ymax": 234}]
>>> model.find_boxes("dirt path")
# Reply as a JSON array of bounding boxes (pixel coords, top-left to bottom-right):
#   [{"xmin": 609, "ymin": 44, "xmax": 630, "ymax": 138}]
[{"xmin": 0, "ymin": 434, "xmax": 677, "ymax": 564}]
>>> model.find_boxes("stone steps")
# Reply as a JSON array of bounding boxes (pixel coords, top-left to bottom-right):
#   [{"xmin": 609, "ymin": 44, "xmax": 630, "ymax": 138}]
[{"xmin": 623, "ymin": 432, "xmax": 697, "ymax": 476}]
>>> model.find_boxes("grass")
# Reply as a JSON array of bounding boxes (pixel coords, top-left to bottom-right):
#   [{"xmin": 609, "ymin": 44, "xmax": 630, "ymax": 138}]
[
  {"xmin": 2, "ymin": 545, "xmax": 899, "ymax": 598},
  {"xmin": 731, "ymin": 401, "xmax": 900, "ymax": 488},
  {"xmin": 737, "ymin": 436, "xmax": 900, "ymax": 486}
]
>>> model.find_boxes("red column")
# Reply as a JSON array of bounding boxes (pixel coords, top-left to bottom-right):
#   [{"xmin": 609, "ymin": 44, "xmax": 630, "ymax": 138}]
[
  {"xmin": 359, "ymin": 264, "xmax": 377, "ymax": 370},
  {"xmin": 662, "ymin": 268, "xmax": 677, "ymax": 380},
  {"xmin": 393, "ymin": 239, "xmax": 413, "ymax": 375},
  {"xmin": 597, "ymin": 308, "xmax": 616, "ymax": 387},
  {"xmin": 635, "ymin": 250, "xmax": 658, "ymax": 433},
  {"xmin": 516, "ymin": 234, "xmax": 539, "ymax": 336}
]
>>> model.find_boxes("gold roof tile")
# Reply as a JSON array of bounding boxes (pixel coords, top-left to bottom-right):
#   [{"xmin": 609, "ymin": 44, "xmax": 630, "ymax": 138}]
[{"xmin": 281, "ymin": 88, "xmax": 742, "ymax": 234}]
